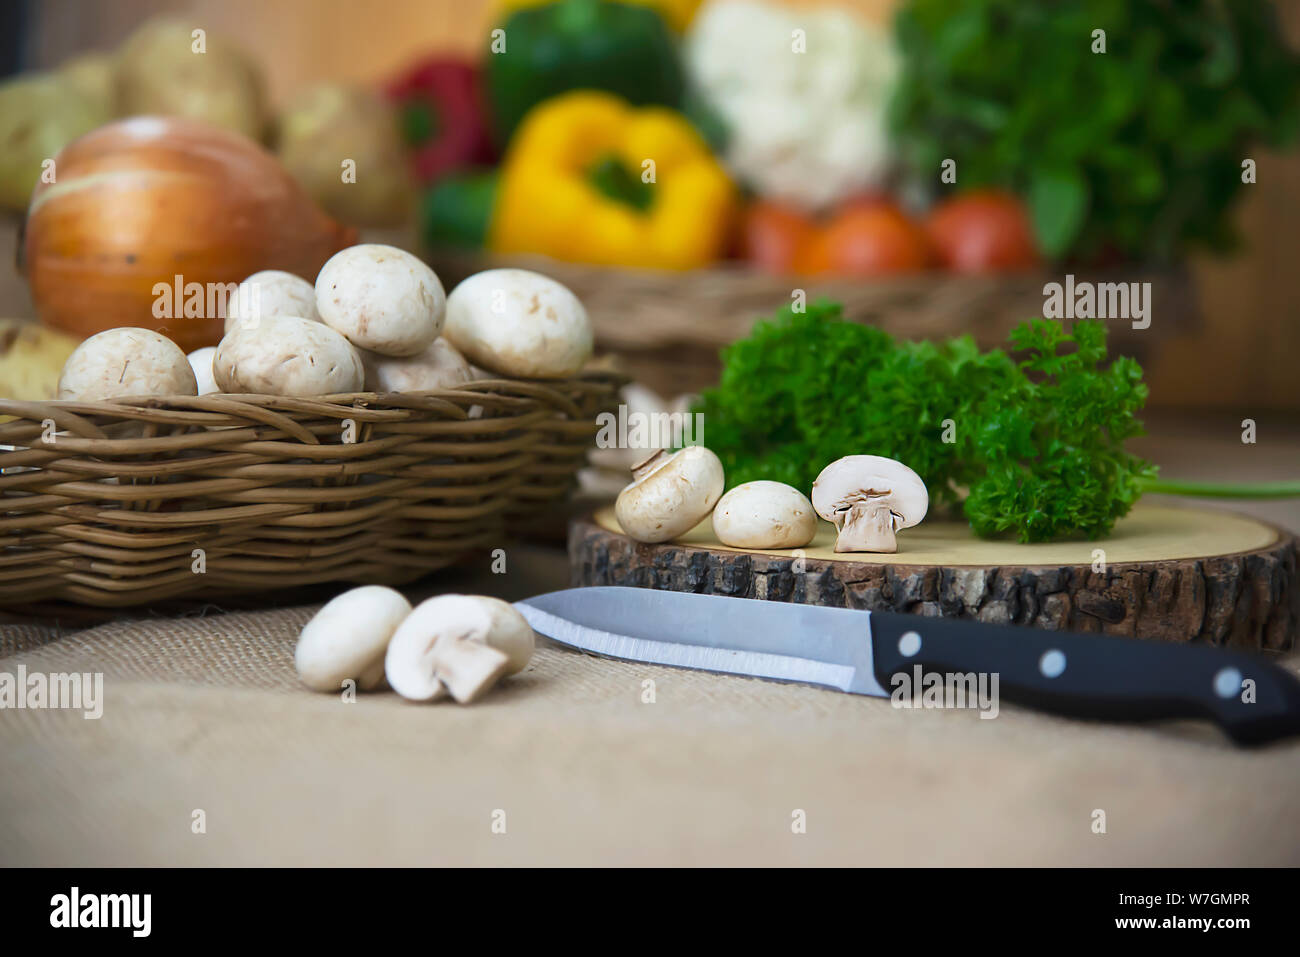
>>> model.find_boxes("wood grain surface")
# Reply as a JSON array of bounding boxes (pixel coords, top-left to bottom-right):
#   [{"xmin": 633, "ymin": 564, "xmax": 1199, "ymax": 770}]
[{"xmin": 573, "ymin": 504, "xmax": 1299, "ymax": 650}]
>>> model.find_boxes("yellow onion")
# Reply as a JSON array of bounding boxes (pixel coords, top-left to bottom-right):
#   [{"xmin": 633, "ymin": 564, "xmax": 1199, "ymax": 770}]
[{"xmin": 22, "ymin": 116, "xmax": 357, "ymax": 352}]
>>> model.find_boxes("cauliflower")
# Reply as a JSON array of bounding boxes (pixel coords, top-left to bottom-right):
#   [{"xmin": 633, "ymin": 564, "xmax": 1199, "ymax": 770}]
[{"xmin": 685, "ymin": 0, "xmax": 899, "ymax": 211}]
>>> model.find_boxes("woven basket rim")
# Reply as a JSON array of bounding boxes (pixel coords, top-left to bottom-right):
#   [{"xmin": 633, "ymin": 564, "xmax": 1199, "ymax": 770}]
[{"xmin": 0, "ymin": 370, "xmax": 622, "ymax": 414}]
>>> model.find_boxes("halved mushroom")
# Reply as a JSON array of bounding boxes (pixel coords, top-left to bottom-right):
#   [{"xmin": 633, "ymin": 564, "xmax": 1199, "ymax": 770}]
[
  {"xmin": 811, "ymin": 455, "xmax": 928, "ymax": 553},
  {"xmin": 384, "ymin": 594, "xmax": 534, "ymax": 703},
  {"xmin": 614, "ymin": 445, "xmax": 724, "ymax": 544}
]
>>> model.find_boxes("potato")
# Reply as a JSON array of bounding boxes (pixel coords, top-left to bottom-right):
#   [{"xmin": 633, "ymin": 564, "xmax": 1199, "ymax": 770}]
[
  {"xmin": 57, "ymin": 328, "xmax": 197, "ymax": 401},
  {"xmin": 0, "ymin": 73, "xmax": 110, "ymax": 211},
  {"xmin": 276, "ymin": 84, "xmax": 413, "ymax": 228},
  {"xmin": 115, "ymin": 18, "xmax": 267, "ymax": 141},
  {"xmin": 214, "ymin": 315, "xmax": 363, "ymax": 396},
  {"xmin": 0, "ymin": 320, "xmax": 82, "ymax": 402}
]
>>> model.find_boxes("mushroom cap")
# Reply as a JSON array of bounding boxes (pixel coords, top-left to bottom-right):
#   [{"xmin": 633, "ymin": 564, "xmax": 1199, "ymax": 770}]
[
  {"xmin": 384, "ymin": 594, "xmax": 535, "ymax": 702},
  {"xmin": 214, "ymin": 314, "xmax": 364, "ymax": 396},
  {"xmin": 187, "ymin": 346, "xmax": 219, "ymax": 395},
  {"xmin": 58, "ymin": 327, "xmax": 197, "ymax": 401},
  {"xmin": 614, "ymin": 445, "xmax": 725, "ymax": 544},
  {"xmin": 443, "ymin": 268, "xmax": 593, "ymax": 378},
  {"xmin": 712, "ymin": 480, "xmax": 817, "ymax": 549},
  {"xmin": 811, "ymin": 455, "xmax": 929, "ymax": 529},
  {"xmin": 315, "ymin": 244, "xmax": 446, "ymax": 357},
  {"xmin": 294, "ymin": 585, "xmax": 412, "ymax": 692},
  {"xmin": 224, "ymin": 270, "xmax": 319, "ymax": 333},
  {"xmin": 361, "ymin": 337, "xmax": 473, "ymax": 393}
]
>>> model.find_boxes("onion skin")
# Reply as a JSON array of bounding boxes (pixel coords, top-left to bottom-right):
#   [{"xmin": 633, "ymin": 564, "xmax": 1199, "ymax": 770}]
[{"xmin": 22, "ymin": 116, "xmax": 357, "ymax": 352}]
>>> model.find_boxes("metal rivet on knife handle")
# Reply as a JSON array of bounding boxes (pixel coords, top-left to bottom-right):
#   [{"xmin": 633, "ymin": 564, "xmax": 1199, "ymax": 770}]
[
  {"xmin": 898, "ymin": 631, "xmax": 922, "ymax": 657},
  {"xmin": 1039, "ymin": 650, "xmax": 1067, "ymax": 678},
  {"xmin": 1214, "ymin": 667, "xmax": 1243, "ymax": 699}
]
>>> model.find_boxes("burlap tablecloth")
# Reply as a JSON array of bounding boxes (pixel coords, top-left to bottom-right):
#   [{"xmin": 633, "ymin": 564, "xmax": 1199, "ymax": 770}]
[{"xmin": 2, "ymin": 534, "xmax": 1298, "ymax": 867}]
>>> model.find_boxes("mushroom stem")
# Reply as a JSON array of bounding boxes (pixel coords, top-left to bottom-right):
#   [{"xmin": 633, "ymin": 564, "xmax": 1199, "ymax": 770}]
[
  {"xmin": 835, "ymin": 501, "xmax": 898, "ymax": 553},
  {"xmin": 434, "ymin": 637, "xmax": 511, "ymax": 703},
  {"xmin": 630, "ymin": 449, "xmax": 671, "ymax": 482}
]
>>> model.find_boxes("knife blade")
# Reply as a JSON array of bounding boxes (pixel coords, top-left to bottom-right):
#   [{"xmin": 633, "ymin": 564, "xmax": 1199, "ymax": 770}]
[{"xmin": 515, "ymin": 587, "xmax": 1300, "ymax": 746}]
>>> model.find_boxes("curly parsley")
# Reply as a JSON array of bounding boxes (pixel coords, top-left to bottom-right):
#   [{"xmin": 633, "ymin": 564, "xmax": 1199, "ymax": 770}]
[{"xmin": 695, "ymin": 302, "xmax": 1157, "ymax": 542}]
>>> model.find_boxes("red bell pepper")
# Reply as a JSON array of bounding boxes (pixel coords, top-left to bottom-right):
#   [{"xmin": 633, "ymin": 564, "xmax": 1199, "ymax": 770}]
[{"xmin": 386, "ymin": 57, "xmax": 495, "ymax": 185}]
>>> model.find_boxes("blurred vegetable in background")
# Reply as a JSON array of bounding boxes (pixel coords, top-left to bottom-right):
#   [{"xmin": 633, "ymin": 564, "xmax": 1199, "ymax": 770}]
[
  {"xmin": 495, "ymin": 0, "xmax": 703, "ymax": 32},
  {"xmin": 738, "ymin": 197, "xmax": 931, "ymax": 276},
  {"xmin": 421, "ymin": 168, "xmax": 499, "ymax": 248},
  {"xmin": 115, "ymin": 17, "xmax": 267, "ymax": 141},
  {"xmin": 485, "ymin": 0, "xmax": 685, "ymax": 147},
  {"xmin": 22, "ymin": 117, "xmax": 356, "ymax": 352},
  {"xmin": 0, "ymin": 73, "xmax": 110, "ymax": 210},
  {"xmin": 737, "ymin": 201, "xmax": 817, "ymax": 274},
  {"xmin": 798, "ymin": 200, "xmax": 932, "ymax": 276},
  {"xmin": 0, "ymin": 319, "xmax": 82, "ymax": 404},
  {"xmin": 891, "ymin": 0, "xmax": 1300, "ymax": 261},
  {"xmin": 387, "ymin": 57, "xmax": 495, "ymax": 185},
  {"xmin": 58, "ymin": 52, "xmax": 116, "ymax": 116},
  {"xmin": 276, "ymin": 83, "xmax": 414, "ymax": 227},
  {"xmin": 490, "ymin": 91, "xmax": 735, "ymax": 268},
  {"xmin": 925, "ymin": 190, "xmax": 1040, "ymax": 273},
  {"xmin": 0, "ymin": 16, "xmax": 270, "ymax": 212},
  {"xmin": 685, "ymin": 0, "xmax": 899, "ymax": 212}
]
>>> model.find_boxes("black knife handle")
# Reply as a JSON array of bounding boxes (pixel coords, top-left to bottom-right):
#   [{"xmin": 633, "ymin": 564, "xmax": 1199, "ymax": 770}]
[{"xmin": 868, "ymin": 611, "xmax": 1300, "ymax": 746}]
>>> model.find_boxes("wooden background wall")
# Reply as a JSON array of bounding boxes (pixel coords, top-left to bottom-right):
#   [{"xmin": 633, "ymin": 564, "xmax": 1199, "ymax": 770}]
[{"xmin": 18, "ymin": 0, "xmax": 1300, "ymax": 412}]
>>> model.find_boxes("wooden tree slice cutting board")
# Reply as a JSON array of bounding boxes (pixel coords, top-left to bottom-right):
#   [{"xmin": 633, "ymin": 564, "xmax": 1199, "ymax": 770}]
[{"xmin": 570, "ymin": 504, "xmax": 1297, "ymax": 651}]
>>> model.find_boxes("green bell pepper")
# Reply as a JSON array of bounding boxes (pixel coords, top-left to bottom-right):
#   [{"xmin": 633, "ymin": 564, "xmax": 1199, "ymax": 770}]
[
  {"xmin": 420, "ymin": 169, "xmax": 499, "ymax": 249},
  {"xmin": 485, "ymin": 0, "xmax": 684, "ymax": 147}
]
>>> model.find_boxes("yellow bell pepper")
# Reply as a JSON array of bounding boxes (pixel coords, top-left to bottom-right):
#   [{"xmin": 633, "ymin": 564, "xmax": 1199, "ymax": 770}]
[
  {"xmin": 490, "ymin": 91, "xmax": 736, "ymax": 270},
  {"xmin": 493, "ymin": 0, "xmax": 703, "ymax": 33}
]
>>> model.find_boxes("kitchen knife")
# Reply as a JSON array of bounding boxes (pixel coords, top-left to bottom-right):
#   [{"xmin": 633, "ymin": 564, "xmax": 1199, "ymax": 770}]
[{"xmin": 515, "ymin": 587, "xmax": 1300, "ymax": 746}]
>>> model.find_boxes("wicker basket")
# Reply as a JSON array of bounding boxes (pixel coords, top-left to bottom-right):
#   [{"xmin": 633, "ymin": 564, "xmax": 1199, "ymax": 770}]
[{"xmin": 0, "ymin": 374, "xmax": 620, "ymax": 608}]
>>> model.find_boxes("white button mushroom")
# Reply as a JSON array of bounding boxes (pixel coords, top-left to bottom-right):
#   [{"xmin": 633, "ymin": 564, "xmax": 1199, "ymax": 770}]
[
  {"xmin": 614, "ymin": 446, "xmax": 725, "ymax": 544},
  {"xmin": 384, "ymin": 594, "xmax": 535, "ymax": 704},
  {"xmin": 224, "ymin": 270, "xmax": 320, "ymax": 333},
  {"xmin": 443, "ymin": 268, "xmax": 593, "ymax": 378},
  {"xmin": 712, "ymin": 480, "xmax": 817, "ymax": 549},
  {"xmin": 811, "ymin": 455, "xmax": 929, "ymax": 553},
  {"xmin": 214, "ymin": 314, "xmax": 364, "ymax": 396},
  {"xmin": 57, "ymin": 327, "xmax": 197, "ymax": 401},
  {"xmin": 186, "ymin": 346, "xmax": 219, "ymax": 395},
  {"xmin": 295, "ymin": 585, "xmax": 413, "ymax": 692},
  {"xmin": 361, "ymin": 337, "xmax": 473, "ymax": 393},
  {"xmin": 315, "ymin": 244, "xmax": 445, "ymax": 357}
]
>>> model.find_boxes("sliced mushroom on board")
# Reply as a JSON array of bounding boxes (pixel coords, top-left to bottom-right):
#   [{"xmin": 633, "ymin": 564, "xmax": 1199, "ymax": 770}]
[{"xmin": 811, "ymin": 455, "xmax": 929, "ymax": 553}]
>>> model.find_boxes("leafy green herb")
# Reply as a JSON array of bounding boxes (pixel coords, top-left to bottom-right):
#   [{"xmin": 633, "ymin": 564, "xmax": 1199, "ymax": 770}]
[
  {"xmin": 890, "ymin": 0, "xmax": 1300, "ymax": 261},
  {"xmin": 962, "ymin": 319, "xmax": 1156, "ymax": 540},
  {"xmin": 695, "ymin": 302, "xmax": 1157, "ymax": 542}
]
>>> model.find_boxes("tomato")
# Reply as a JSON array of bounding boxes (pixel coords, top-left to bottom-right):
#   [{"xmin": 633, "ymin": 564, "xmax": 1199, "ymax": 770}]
[
  {"xmin": 738, "ymin": 201, "xmax": 816, "ymax": 274},
  {"xmin": 925, "ymin": 190, "xmax": 1040, "ymax": 273},
  {"xmin": 797, "ymin": 203, "xmax": 932, "ymax": 276}
]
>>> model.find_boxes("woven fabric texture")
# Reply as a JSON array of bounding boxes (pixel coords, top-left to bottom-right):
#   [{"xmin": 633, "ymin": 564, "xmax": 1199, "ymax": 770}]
[{"xmin": 3, "ymin": 551, "xmax": 1299, "ymax": 866}]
